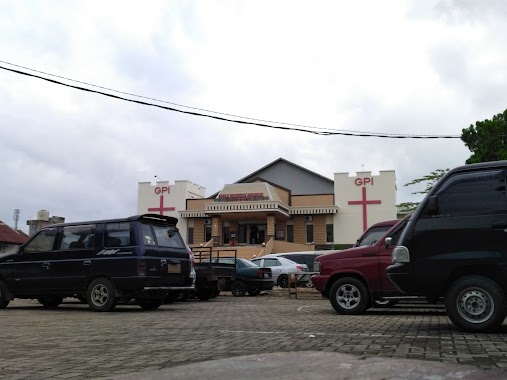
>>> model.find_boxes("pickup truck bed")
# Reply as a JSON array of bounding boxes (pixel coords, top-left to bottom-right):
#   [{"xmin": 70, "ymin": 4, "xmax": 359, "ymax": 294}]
[{"xmin": 192, "ymin": 248, "xmax": 237, "ymax": 300}]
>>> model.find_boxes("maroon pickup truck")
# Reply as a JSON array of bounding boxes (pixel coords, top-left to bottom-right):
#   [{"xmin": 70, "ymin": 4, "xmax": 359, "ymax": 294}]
[{"xmin": 312, "ymin": 216, "xmax": 409, "ymax": 315}]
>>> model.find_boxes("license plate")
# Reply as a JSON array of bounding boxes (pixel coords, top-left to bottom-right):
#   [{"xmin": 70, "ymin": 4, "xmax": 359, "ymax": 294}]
[{"xmin": 167, "ymin": 263, "xmax": 181, "ymax": 273}]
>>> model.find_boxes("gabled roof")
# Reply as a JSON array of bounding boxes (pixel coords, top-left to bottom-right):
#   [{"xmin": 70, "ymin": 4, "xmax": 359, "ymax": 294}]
[
  {"xmin": 235, "ymin": 158, "xmax": 334, "ymax": 185},
  {"xmin": 209, "ymin": 157, "xmax": 334, "ymax": 198},
  {"xmin": 0, "ymin": 220, "xmax": 28, "ymax": 245}
]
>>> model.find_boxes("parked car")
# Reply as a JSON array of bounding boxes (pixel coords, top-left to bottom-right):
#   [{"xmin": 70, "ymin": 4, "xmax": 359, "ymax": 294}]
[
  {"xmin": 207, "ymin": 257, "xmax": 274, "ymax": 296},
  {"xmin": 312, "ymin": 216, "xmax": 410, "ymax": 314},
  {"xmin": 261, "ymin": 252, "xmax": 324, "ymax": 272},
  {"xmin": 251, "ymin": 256, "xmax": 308, "ymax": 288},
  {"xmin": 0, "ymin": 214, "xmax": 195, "ymax": 312},
  {"xmin": 387, "ymin": 160, "xmax": 507, "ymax": 332},
  {"xmin": 258, "ymin": 252, "xmax": 326, "ymax": 288}
]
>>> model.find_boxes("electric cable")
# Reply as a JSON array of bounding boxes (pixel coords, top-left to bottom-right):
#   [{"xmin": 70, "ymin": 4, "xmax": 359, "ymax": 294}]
[{"xmin": 0, "ymin": 63, "xmax": 461, "ymax": 139}]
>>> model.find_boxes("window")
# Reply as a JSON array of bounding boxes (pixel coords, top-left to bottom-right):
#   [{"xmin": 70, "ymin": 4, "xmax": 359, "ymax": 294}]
[
  {"xmin": 223, "ymin": 226, "xmax": 230, "ymax": 245},
  {"xmin": 152, "ymin": 224, "xmax": 185, "ymax": 248},
  {"xmin": 141, "ymin": 223, "xmax": 156, "ymax": 246},
  {"xmin": 205, "ymin": 226, "xmax": 212, "ymax": 242},
  {"xmin": 433, "ymin": 170, "xmax": 507, "ymax": 217},
  {"xmin": 187, "ymin": 227, "xmax": 194, "ymax": 245},
  {"xmin": 105, "ymin": 222, "xmax": 133, "ymax": 247},
  {"xmin": 306, "ymin": 224, "xmax": 314, "ymax": 243},
  {"xmin": 356, "ymin": 226, "xmax": 391, "ymax": 247},
  {"xmin": 24, "ymin": 229, "xmax": 57, "ymax": 252},
  {"xmin": 287, "ymin": 225, "xmax": 294, "ymax": 243},
  {"xmin": 59, "ymin": 225, "xmax": 95, "ymax": 250},
  {"xmin": 326, "ymin": 224, "xmax": 334, "ymax": 243},
  {"xmin": 263, "ymin": 258, "xmax": 280, "ymax": 267}
]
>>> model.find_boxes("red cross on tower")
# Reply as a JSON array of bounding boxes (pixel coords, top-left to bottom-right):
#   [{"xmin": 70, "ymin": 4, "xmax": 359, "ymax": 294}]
[
  {"xmin": 348, "ymin": 187, "xmax": 381, "ymax": 231},
  {"xmin": 148, "ymin": 195, "xmax": 175, "ymax": 215}
]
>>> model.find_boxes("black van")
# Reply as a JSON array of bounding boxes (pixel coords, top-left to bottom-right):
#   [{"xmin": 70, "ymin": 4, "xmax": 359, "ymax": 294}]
[
  {"xmin": 387, "ymin": 161, "xmax": 507, "ymax": 332},
  {"xmin": 0, "ymin": 214, "xmax": 194, "ymax": 312}
]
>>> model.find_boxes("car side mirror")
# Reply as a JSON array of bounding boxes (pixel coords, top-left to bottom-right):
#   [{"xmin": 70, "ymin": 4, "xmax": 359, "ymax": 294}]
[
  {"xmin": 384, "ymin": 237, "xmax": 392, "ymax": 248},
  {"xmin": 425, "ymin": 196, "xmax": 439, "ymax": 215}
]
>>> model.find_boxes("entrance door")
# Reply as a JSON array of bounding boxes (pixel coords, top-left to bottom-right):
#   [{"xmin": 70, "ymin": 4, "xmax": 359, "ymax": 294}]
[{"xmin": 237, "ymin": 224, "xmax": 267, "ymax": 244}]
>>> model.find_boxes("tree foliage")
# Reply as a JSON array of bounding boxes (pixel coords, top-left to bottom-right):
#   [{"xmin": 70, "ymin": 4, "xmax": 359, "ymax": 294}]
[
  {"xmin": 397, "ymin": 169, "xmax": 449, "ymax": 213},
  {"xmin": 461, "ymin": 109, "xmax": 507, "ymax": 164}
]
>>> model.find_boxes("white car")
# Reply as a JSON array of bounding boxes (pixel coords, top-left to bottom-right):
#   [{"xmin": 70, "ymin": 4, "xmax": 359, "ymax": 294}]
[{"xmin": 251, "ymin": 256, "xmax": 308, "ymax": 288}]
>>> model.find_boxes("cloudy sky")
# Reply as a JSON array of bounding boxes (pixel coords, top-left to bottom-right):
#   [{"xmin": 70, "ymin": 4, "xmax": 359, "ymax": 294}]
[{"xmin": 1, "ymin": 0, "xmax": 506, "ymax": 232}]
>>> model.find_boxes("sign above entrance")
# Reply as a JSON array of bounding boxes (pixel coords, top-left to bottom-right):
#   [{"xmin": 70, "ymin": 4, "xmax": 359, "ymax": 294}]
[{"xmin": 217, "ymin": 193, "xmax": 266, "ymax": 202}]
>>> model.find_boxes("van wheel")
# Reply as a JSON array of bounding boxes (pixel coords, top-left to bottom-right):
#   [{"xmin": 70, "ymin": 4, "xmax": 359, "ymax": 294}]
[
  {"xmin": 231, "ymin": 281, "xmax": 247, "ymax": 297},
  {"xmin": 373, "ymin": 298, "xmax": 398, "ymax": 308},
  {"xmin": 329, "ymin": 277, "xmax": 369, "ymax": 315},
  {"xmin": 278, "ymin": 275, "xmax": 289, "ymax": 288},
  {"xmin": 87, "ymin": 278, "xmax": 117, "ymax": 312},
  {"xmin": 0, "ymin": 280, "xmax": 10, "ymax": 309},
  {"xmin": 37, "ymin": 296, "xmax": 64, "ymax": 309},
  {"xmin": 137, "ymin": 299, "xmax": 163, "ymax": 310},
  {"xmin": 445, "ymin": 276, "xmax": 507, "ymax": 332}
]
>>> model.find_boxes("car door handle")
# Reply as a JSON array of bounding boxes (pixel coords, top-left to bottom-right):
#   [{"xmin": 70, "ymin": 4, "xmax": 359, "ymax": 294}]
[
  {"xmin": 83, "ymin": 260, "xmax": 91, "ymax": 266},
  {"xmin": 42, "ymin": 262, "xmax": 50, "ymax": 269}
]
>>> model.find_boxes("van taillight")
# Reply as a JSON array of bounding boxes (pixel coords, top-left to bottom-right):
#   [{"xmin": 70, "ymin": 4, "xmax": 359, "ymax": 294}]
[{"xmin": 137, "ymin": 260, "xmax": 147, "ymax": 276}]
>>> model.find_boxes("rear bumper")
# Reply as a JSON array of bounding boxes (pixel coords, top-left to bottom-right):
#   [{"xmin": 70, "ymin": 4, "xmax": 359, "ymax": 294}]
[
  {"xmin": 113, "ymin": 276, "xmax": 194, "ymax": 291},
  {"xmin": 243, "ymin": 279, "xmax": 274, "ymax": 291}
]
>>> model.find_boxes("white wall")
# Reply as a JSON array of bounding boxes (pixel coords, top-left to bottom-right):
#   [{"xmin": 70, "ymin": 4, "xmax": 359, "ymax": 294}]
[
  {"xmin": 137, "ymin": 180, "xmax": 206, "ymax": 241},
  {"xmin": 333, "ymin": 170, "xmax": 397, "ymax": 244}
]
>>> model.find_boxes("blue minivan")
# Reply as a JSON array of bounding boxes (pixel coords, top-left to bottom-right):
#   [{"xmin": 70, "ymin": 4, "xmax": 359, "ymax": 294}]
[{"xmin": 0, "ymin": 214, "xmax": 194, "ymax": 311}]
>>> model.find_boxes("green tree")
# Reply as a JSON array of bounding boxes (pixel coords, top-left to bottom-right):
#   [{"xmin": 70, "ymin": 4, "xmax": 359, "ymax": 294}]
[
  {"xmin": 397, "ymin": 169, "xmax": 449, "ymax": 213},
  {"xmin": 461, "ymin": 108, "xmax": 507, "ymax": 164}
]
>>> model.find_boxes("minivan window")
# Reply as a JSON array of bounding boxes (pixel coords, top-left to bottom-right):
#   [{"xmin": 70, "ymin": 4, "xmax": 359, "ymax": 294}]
[
  {"xmin": 24, "ymin": 229, "xmax": 57, "ymax": 252},
  {"xmin": 60, "ymin": 225, "xmax": 95, "ymax": 249},
  {"xmin": 152, "ymin": 224, "xmax": 185, "ymax": 248},
  {"xmin": 433, "ymin": 170, "xmax": 507, "ymax": 217},
  {"xmin": 141, "ymin": 223, "xmax": 156, "ymax": 246},
  {"xmin": 105, "ymin": 222, "xmax": 133, "ymax": 247}
]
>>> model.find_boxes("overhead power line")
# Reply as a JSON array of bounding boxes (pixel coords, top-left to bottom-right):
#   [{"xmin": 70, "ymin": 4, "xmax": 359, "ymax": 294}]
[{"xmin": 0, "ymin": 62, "xmax": 461, "ymax": 139}]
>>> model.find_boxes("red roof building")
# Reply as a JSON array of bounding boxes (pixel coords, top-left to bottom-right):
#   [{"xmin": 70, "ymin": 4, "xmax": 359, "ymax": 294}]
[{"xmin": 0, "ymin": 220, "xmax": 28, "ymax": 253}]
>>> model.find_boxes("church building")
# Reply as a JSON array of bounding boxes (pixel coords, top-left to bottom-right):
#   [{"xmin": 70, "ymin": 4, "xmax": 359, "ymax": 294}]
[{"xmin": 137, "ymin": 158, "xmax": 397, "ymax": 257}]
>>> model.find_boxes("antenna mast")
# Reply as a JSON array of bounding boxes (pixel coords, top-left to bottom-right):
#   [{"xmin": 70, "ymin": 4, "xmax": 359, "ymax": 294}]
[{"xmin": 13, "ymin": 208, "xmax": 20, "ymax": 230}]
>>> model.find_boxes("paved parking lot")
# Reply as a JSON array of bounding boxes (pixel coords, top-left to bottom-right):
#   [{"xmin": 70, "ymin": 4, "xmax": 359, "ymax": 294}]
[{"xmin": 2, "ymin": 289, "xmax": 507, "ymax": 379}]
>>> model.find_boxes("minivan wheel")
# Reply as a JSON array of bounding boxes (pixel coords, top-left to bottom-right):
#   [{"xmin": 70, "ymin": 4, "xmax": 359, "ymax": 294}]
[
  {"xmin": 0, "ymin": 280, "xmax": 10, "ymax": 309},
  {"xmin": 445, "ymin": 276, "xmax": 506, "ymax": 332},
  {"xmin": 329, "ymin": 277, "xmax": 369, "ymax": 315},
  {"xmin": 37, "ymin": 296, "xmax": 64, "ymax": 309},
  {"xmin": 87, "ymin": 278, "xmax": 117, "ymax": 312}
]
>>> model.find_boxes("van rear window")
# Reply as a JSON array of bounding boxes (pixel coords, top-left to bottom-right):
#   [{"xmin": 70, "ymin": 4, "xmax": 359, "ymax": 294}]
[{"xmin": 148, "ymin": 224, "xmax": 185, "ymax": 248}]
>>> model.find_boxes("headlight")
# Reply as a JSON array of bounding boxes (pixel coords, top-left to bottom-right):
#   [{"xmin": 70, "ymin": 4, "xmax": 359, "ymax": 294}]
[
  {"xmin": 313, "ymin": 261, "xmax": 320, "ymax": 273},
  {"xmin": 392, "ymin": 246, "xmax": 410, "ymax": 263}
]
